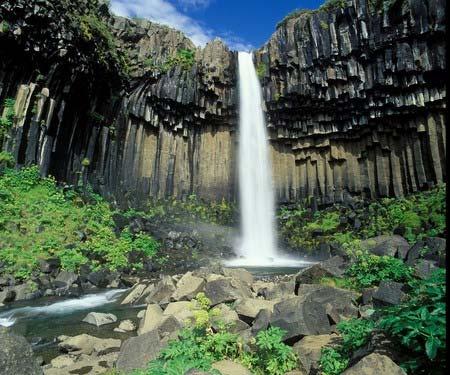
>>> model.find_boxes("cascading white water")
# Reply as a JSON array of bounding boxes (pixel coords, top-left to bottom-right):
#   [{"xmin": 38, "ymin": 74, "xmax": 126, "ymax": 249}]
[
  {"xmin": 234, "ymin": 51, "xmax": 277, "ymax": 265},
  {"xmin": 225, "ymin": 52, "xmax": 316, "ymax": 268}
]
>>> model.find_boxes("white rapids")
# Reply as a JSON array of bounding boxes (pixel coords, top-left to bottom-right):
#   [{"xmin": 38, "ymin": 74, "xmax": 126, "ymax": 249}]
[{"xmin": 0, "ymin": 289, "xmax": 127, "ymax": 327}]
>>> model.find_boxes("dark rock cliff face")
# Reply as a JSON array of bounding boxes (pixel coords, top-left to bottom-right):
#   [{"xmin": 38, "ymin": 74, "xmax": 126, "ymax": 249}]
[
  {"xmin": 0, "ymin": 0, "xmax": 446, "ymax": 206},
  {"xmin": 256, "ymin": 0, "xmax": 446, "ymax": 204}
]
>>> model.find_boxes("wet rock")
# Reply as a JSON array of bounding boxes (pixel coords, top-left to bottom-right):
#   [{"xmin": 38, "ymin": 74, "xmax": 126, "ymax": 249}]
[
  {"xmin": 342, "ymin": 353, "xmax": 405, "ymax": 375},
  {"xmin": 0, "ymin": 327, "xmax": 43, "ymax": 375},
  {"xmin": 116, "ymin": 330, "xmax": 167, "ymax": 372},
  {"xmin": 204, "ymin": 278, "xmax": 253, "ymax": 306},
  {"xmin": 372, "ymin": 281, "xmax": 406, "ymax": 306},
  {"xmin": 82, "ymin": 312, "xmax": 117, "ymax": 327}
]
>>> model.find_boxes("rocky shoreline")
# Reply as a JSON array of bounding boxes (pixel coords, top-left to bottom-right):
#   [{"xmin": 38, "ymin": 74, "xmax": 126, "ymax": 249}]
[{"xmin": 1, "ymin": 233, "xmax": 444, "ymax": 375}]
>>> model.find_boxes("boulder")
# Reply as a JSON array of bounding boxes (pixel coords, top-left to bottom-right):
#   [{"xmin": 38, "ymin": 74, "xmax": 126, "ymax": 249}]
[
  {"xmin": 362, "ymin": 235, "xmax": 410, "ymax": 259},
  {"xmin": 163, "ymin": 301, "xmax": 199, "ymax": 323},
  {"xmin": 53, "ymin": 270, "xmax": 78, "ymax": 288},
  {"xmin": 121, "ymin": 283, "xmax": 148, "ymax": 305},
  {"xmin": 212, "ymin": 360, "xmax": 253, "ymax": 375},
  {"xmin": 82, "ymin": 312, "xmax": 117, "ymax": 327},
  {"xmin": 211, "ymin": 304, "xmax": 250, "ymax": 333},
  {"xmin": 57, "ymin": 334, "xmax": 121, "ymax": 355},
  {"xmin": 293, "ymin": 334, "xmax": 341, "ymax": 374},
  {"xmin": 145, "ymin": 276, "xmax": 176, "ymax": 305},
  {"xmin": 270, "ymin": 297, "xmax": 331, "ymax": 342},
  {"xmin": 222, "ymin": 268, "xmax": 254, "ymax": 285},
  {"xmin": 256, "ymin": 280, "xmax": 295, "ymax": 300},
  {"xmin": 204, "ymin": 278, "xmax": 252, "ymax": 306},
  {"xmin": 138, "ymin": 304, "xmax": 163, "ymax": 335},
  {"xmin": 114, "ymin": 319, "xmax": 136, "ymax": 333},
  {"xmin": 297, "ymin": 284, "xmax": 359, "ymax": 324},
  {"xmin": 295, "ymin": 256, "xmax": 347, "ymax": 286},
  {"xmin": 406, "ymin": 237, "xmax": 446, "ymax": 267},
  {"xmin": 342, "ymin": 353, "xmax": 405, "ymax": 375},
  {"xmin": 234, "ymin": 298, "xmax": 276, "ymax": 320},
  {"xmin": 251, "ymin": 308, "xmax": 271, "ymax": 334},
  {"xmin": 116, "ymin": 330, "xmax": 167, "ymax": 371},
  {"xmin": 0, "ymin": 327, "xmax": 43, "ymax": 375},
  {"xmin": 372, "ymin": 281, "xmax": 406, "ymax": 306},
  {"xmin": 414, "ymin": 259, "xmax": 439, "ymax": 279},
  {"xmin": 170, "ymin": 272, "xmax": 205, "ymax": 301}
]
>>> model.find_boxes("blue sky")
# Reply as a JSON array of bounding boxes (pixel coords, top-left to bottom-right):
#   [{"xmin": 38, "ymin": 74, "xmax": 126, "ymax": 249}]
[{"xmin": 110, "ymin": 0, "xmax": 325, "ymax": 50}]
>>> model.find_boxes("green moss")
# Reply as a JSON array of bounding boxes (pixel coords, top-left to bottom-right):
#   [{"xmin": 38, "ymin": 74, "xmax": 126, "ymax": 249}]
[
  {"xmin": 256, "ymin": 63, "xmax": 267, "ymax": 79},
  {"xmin": 0, "ymin": 98, "xmax": 15, "ymax": 147}
]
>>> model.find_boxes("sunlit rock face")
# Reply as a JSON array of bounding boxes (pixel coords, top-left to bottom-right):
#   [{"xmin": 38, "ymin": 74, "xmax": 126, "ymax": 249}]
[
  {"xmin": 255, "ymin": 0, "xmax": 446, "ymax": 204},
  {"xmin": 0, "ymin": 0, "xmax": 446, "ymax": 206}
]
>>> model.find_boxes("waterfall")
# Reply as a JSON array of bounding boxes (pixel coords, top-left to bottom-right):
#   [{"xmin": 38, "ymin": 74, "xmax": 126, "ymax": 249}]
[
  {"xmin": 236, "ymin": 52, "xmax": 277, "ymax": 264},
  {"xmin": 225, "ymin": 52, "xmax": 315, "ymax": 268}
]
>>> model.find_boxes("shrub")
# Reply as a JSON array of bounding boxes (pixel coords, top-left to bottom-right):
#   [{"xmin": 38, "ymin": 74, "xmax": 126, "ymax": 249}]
[
  {"xmin": 345, "ymin": 253, "xmax": 413, "ymax": 288},
  {"xmin": 0, "ymin": 165, "xmax": 159, "ymax": 279},
  {"xmin": 0, "ymin": 98, "xmax": 15, "ymax": 146},
  {"xmin": 319, "ymin": 318, "xmax": 374, "ymax": 375},
  {"xmin": 378, "ymin": 268, "xmax": 446, "ymax": 373},
  {"xmin": 256, "ymin": 63, "xmax": 266, "ymax": 79}
]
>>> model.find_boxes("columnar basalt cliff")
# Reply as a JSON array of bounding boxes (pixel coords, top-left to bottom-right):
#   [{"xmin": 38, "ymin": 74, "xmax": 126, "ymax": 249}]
[
  {"xmin": 0, "ymin": 0, "xmax": 446, "ymax": 206},
  {"xmin": 256, "ymin": 0, "xmax": 446, "ymax": 204}
]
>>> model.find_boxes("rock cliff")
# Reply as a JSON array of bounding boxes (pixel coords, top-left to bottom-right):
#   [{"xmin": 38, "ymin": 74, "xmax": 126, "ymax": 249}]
[{"xmin": 0, "ymin": 0, "xmax": 446, "ymax": 206}]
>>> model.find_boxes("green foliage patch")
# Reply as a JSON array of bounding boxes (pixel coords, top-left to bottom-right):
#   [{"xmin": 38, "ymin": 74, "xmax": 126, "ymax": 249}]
[
  {"xmin": 0, "ymin": 166, "xmax": 159, "ymax": 279},
  {"xmin": 132, "ymin": 293, "xmax": 297, "ymax": 375},
  {"xmin": 345, "ymin": 253, "xmax": 414, "ymax": 288},
  {"xmin": 0, "ymin": 98, "xmax": 15, "ymax": 147},
  {"xmin": 278, "ymin": 184, "xmax": 446, "ymax": 252}
]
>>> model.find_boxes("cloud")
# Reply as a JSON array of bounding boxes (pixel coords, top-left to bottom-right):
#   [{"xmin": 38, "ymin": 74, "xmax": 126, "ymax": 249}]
[
  {"xmin": 177, "ymin": 0, "xmax": 212, "ymax": 9},
  {"xmin": 110, "ymin": 0, "xmax": 253, "ymax": 51}
]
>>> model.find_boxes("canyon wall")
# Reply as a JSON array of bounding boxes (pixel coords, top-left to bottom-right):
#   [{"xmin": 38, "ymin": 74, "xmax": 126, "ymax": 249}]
[{"xmin": 0, "ymin": 0, "xmax": 446, "ymax": 206}]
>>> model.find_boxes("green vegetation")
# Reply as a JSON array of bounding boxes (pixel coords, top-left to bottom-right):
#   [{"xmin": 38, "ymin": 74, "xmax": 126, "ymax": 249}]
[
  {"xmin": 379, "ymin": 268, "xmax": 446, "ymax": 373},
  {"xmin": 0, "ymin": 166, "xmax": 159, "ymax": 279},
  {"xmin": 0, "ymin": 98, "xmax": 15, "ymax": 147},
  {"xmin": 320, "ymin": 319, "xmax": 374, "ymax": 375},
  {"xmin": 319, "ymin": 268, "xmax": 446, "ymax": 375},
  {"xmin": 345, "ymin": 253, "xmax": 413, "ymax": 288},
  {"xmin": 256, "ymin": 63, "xmax": 267, "ymax": 79},
  {"xmin": 162, "ymin": 49, "xmax": 196, "ymax": 72},
  {"xmin": 78, "ymin": 13, "xmax": 130, "ymax": 77},
  {"xmin": 124, "ymin": 194, "xmax": 236, "ymax": 226},
  {"xmin": 132, "ymin": 293, "xmax": 297, "ymax": 375},
  {"xmin": 0, "ymin": 20, "xmax": 9, "ymax": 34},
  {"xmin": 278, "ymin": 184, "xmax": 446, "ymax": 252}
]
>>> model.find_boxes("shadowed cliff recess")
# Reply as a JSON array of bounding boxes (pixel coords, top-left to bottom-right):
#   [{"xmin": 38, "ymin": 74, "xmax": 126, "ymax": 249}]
[{"xmin": 0, "ymin": 0, "xmax": 446, "ymax": 207}]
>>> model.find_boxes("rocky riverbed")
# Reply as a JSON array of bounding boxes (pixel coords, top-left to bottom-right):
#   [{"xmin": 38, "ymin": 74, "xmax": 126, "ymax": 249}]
[{"xmin": 0, "ymin": 233, "xmax": 444, "ymax": 375}]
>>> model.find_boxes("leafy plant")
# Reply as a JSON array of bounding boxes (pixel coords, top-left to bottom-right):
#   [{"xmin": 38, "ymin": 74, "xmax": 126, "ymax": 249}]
[
  {"xmin": 0, "ymin": 165, "xmax": 160, "ymax": 279},
  {"xmin": 378, "ymin": 268, "xmax": 446, "ymax": 373},
  {"xmin": 319, "ymin": 318, "xmax": 374, "ymax": 375},
  {"xmin": 252, "ymin": 327, "xmax": 298, "ymax": 375},
  {"xmin": 0, "ymin": 98, "xmax": 15, "ymax": 147},
  {"xmin": 345, "ymin": 253, "xmax": 413, "ymax": 288}
]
